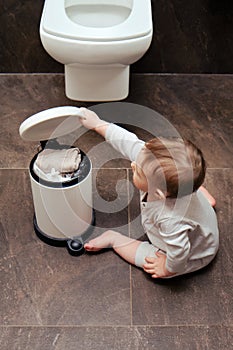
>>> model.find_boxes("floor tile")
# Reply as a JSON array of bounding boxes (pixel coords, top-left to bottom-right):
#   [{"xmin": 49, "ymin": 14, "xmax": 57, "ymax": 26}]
[
  {"xmin": 0, "ymin": 74, "xmax": 88, "ymax": 168},
  {"xmin": 0, "ymin": 325, "xmax": 232, "ymax": 350},
  {"xmin": 0, "ymin": 169, "xmax": 131, "ymax": 325},
  {"xmin": 131, "ymin": 168, "xmax": 233, "ymax": 326},
  {"xmin": 129, "ymin": 74, "xmax": 233, "ymax": 167},
  {"xmin": 93, "ymin": 168, "xmax": 129, "ymax": 230},
  {"xmin": 1, "ymin": 74, "xmax": 233, "ymax": 169}
]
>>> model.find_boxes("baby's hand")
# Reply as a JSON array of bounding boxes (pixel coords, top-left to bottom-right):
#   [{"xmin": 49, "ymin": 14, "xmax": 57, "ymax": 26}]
[
  {"xmin": 143, "ymin": 252, "xmax": 175, "ymax": 278},
  {"xmin": 79, "ymin": 108, "xmax": 106, "ymax": 130}
]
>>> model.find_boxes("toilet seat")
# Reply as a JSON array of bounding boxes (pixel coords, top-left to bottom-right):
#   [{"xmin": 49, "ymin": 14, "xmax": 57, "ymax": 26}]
[{"xmin": 41, "ymin": 0, "xmax": 152, "ymax": 41}]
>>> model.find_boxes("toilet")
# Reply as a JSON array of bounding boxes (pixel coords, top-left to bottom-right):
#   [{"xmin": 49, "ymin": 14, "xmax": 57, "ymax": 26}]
[{"xmin": 40, "ymin": 0, "xmax": 153, "ymax": 101}]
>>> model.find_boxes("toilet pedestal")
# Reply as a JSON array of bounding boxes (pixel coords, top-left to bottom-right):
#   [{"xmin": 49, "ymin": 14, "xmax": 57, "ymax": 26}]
[{"xmin": 65, "ymin": 64, "xmax": 129, "ymax": 101}]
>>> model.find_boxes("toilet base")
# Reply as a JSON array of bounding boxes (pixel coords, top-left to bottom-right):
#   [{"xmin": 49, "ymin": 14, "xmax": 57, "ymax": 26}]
[{"xmin": 65, "ymin": 64, "xmax": 129, "ymax": 102}]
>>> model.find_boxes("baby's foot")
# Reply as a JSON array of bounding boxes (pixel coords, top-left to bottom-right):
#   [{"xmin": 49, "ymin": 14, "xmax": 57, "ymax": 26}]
[
  {"xmin": 84, "ymin": 231, "xmax": 114, "ymax": 252},
  {"xmin": 199, "ymin": 186, "xmax": 216, "ymax": 207}
]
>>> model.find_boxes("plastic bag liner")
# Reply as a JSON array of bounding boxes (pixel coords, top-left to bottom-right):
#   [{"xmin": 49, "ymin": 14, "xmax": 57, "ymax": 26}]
[{"xmin": 30, "ymin": 143, "xmax": 91, "ymax": 188}]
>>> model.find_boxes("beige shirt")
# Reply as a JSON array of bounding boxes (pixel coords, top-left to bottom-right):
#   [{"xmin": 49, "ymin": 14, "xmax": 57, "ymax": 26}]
[{"xmin": 106, "ymin": 123, "xmax": 219, "ymax": 273}]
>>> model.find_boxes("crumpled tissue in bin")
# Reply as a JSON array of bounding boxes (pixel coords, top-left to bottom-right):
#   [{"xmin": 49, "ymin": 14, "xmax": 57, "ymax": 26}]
[{"xmin": 34, "ymin": 148, "xmax": 81, "ymax": 182}]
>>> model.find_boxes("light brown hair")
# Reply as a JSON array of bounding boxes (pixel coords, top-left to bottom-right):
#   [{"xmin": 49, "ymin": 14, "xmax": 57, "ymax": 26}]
[{"xmin": 145, "ymin": 137, "xmax": 206, "ymax": 198}]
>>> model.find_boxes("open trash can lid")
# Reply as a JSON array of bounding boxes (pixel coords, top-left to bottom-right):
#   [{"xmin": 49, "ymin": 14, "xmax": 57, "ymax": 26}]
[{"xmin": 19, "ymin": 106, "xmax": 83, "ymax": 141}]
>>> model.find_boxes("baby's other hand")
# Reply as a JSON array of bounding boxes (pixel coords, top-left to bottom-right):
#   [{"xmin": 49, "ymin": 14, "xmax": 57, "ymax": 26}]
[{"xmin": 143, "ymin": 252, "xmax": 175, "ymax": 278}]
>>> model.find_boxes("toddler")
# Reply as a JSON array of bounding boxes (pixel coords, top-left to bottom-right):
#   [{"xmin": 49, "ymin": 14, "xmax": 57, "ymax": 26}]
[{"xmin": 79, "ymin": 108, "xmax": 219, "ymax": 278}]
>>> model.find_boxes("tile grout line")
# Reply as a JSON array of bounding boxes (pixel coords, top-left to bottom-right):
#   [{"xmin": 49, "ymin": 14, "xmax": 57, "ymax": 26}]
[
  {"xmin": 127, "ymin": 169, "xmax": 131, "ymax": 239},
  {"xmin": 0, "ymin": 167, "xmax": 133, "ymax": 170},
  {"xmin": 0, "ymin": 167, "xmax": 232, "ymax": 170},
  {"xmin": 1, "ymin": 72, "xmax": 233, "ymax": 77},
  {"xmin": 129, "ymin": 265, "xmax": 133, "ymax": 327},
  {"xmin": 0, "ymin": 324, "xmax": 232, "ymax": 328},
  {"xmin": 127, "ymin": 168, "xmax": 133, "ymax": 327}
]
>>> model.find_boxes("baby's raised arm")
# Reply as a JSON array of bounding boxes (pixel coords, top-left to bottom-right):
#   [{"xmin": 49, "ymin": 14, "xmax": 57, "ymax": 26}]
[
  {"xmin": 79, "ymin": 107, "xmax": 109, "ymax": 138},
  {"xmin": 79, "ymin": 107, "xmax": 145, "ymax": 162}
]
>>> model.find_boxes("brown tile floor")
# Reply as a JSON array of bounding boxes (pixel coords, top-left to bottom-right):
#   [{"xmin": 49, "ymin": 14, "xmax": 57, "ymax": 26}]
[{"xmin": 0, "ymin": 74, "xmax": 233, "ymax": 349}]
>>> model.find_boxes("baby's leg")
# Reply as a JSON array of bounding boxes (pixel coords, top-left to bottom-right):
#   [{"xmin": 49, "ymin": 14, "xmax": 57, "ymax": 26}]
[
  {"xmin": 84, "ymin": 230, "xmax": 141, "ymax": 265},
  {"xmin": 199, "ymin": 186, "xmax": 216, "ymax": 207}
]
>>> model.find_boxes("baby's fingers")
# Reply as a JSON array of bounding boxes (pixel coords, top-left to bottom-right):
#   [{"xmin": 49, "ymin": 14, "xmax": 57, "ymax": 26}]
[
  {"xmin": 79, "ymin": 107, "xmax": 88, "ymax": 114},
  {"xmin": 143, "ymin": 263, "xmax": 156, "ymax": 272},
  {"xmin": 143, "ymin": 267, "xmax": 155, "ymax": 275},
  {"xmin": 145, "ymin": 257, "xmax": 156, "ymax": 263}
]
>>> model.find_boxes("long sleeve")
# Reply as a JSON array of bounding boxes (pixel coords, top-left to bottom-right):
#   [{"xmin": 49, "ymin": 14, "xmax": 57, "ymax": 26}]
[
  {"xmin": 158, "ymin": 221, "xmax": 193, "ymax": 273},
  {"xmin": 105, "ymin": 123, "xmax": 145, "ymax": 162}
]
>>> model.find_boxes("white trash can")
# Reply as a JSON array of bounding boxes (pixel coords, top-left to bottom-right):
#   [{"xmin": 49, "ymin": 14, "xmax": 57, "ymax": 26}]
[{"xmin": 19, "ymin": 106, "xmax": 94, "ymax": 255}]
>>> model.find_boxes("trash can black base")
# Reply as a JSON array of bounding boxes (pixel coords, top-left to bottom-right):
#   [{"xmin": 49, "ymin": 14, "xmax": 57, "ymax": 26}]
[{"xmin": 33, "ymin": 211, "xmax": 95, "ymax": 256}]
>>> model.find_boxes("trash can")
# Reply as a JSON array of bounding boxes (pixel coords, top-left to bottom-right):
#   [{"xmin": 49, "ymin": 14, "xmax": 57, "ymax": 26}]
[{"xmin": 19, "ymin": 106, "xmax": 94, "ymax": 255}]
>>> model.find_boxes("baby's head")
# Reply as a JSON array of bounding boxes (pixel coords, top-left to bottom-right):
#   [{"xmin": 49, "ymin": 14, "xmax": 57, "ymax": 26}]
[{"xmin": 134, "ymin": 137, "xmax": 206, "ymax": 199}]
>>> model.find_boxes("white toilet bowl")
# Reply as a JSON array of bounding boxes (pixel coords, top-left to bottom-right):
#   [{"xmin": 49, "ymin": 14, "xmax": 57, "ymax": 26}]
[{"xmin": 40, "ymin": 0, "xmax": 153, "ymax": 101}]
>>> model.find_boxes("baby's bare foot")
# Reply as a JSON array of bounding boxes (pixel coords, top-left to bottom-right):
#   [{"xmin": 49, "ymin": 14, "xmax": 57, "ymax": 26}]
[
  {"xmin": 84, "ymin": 231, "xmax": 114, "ymax": 252},
  {"xmin": 84, "ymin": 240, "xmax": 103, "ymax": 252},
  {"xmin": 199, "ymin": 186, "xmax": 216, "ymax": 207}
]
